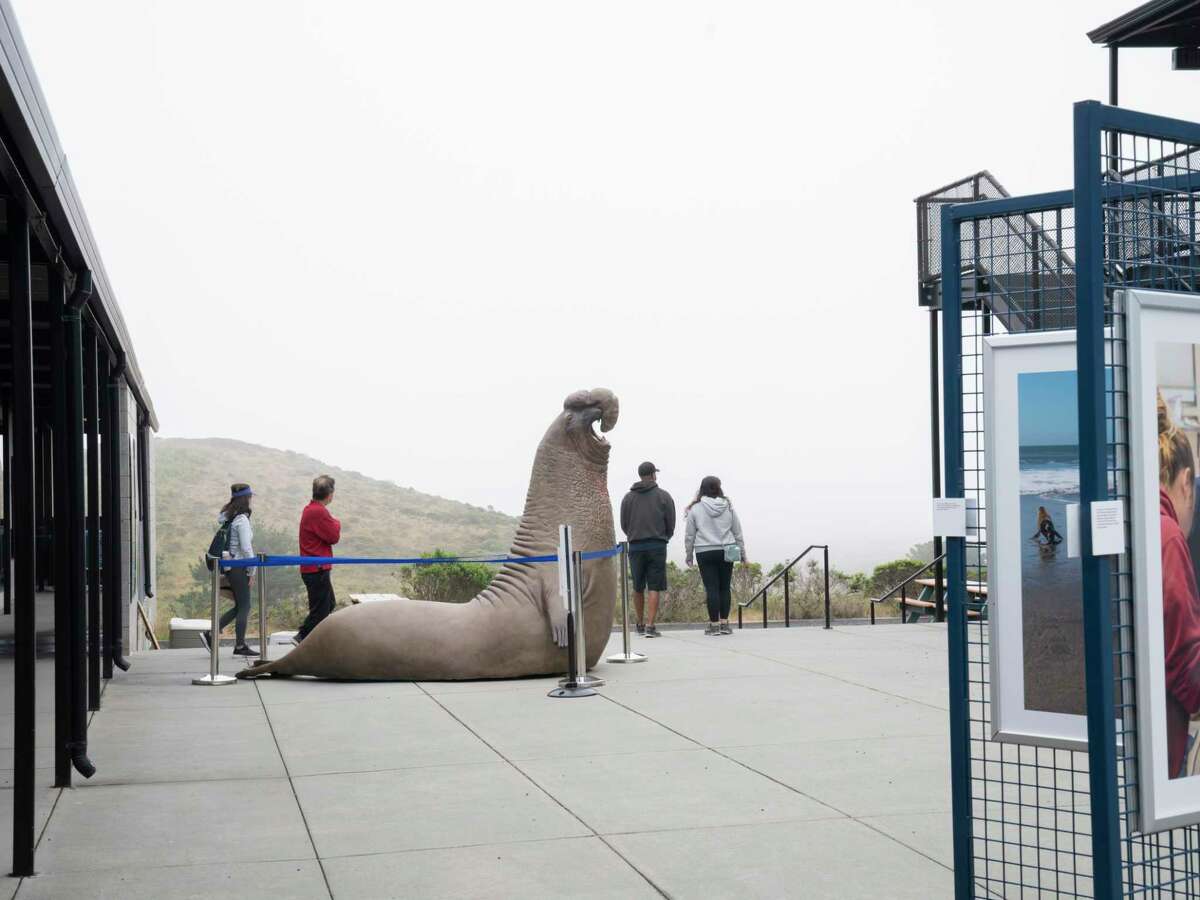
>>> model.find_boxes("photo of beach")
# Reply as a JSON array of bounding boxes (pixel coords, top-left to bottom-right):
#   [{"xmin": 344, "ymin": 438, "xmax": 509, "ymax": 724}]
[{"xmin": 1018, "ymin": 370, "xmax": 1085, "ymax": 717}]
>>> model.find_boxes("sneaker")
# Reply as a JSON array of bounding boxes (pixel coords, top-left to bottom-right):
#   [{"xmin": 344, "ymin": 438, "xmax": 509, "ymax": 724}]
[
  {"xmin": 720, "ymin": 623, "xmax": 733, "ymax": 635},
  {"xmin": 644, "ymin": 625, "xmax": 661, "ymax": 638},
  {"xmin": 233, "ymin": 644, "xmax": 260, "ymax": 657},
  {"xmin": 635, "ymin": 623, "xmax": 645, "ymax": 635},
  {"xmin": 199, "ymin": 631, "xmax": 212, "ymax": 652},
  {"xmin": 704, "ymin": 623, "xmax": 720, "ymax": 636}
]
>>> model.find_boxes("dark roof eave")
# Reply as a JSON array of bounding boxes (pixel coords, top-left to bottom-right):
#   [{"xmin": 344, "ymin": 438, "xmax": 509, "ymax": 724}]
[{"xmin": 1089, "ymin": 0, "xmax": 1200, "ymax": 47}]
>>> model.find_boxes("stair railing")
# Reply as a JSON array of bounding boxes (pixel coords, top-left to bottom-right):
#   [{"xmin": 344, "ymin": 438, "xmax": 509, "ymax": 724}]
[
  {"xmin": 869, "ymin": 554, "xmax": 947, "ymax": 624},
  {"xmin": 736, "ymin": 545, "xmax": 830, "ymax": 630}
]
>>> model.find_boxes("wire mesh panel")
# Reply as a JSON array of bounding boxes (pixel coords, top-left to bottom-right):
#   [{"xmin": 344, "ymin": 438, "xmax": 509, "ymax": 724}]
[
  {"xmin": 942, "ymin": 104, "xmax": 1200, "ymax": 899},
  {"xmin": 943, "ymin": 194, "xmax": 1095, "ymax": 898},
  {"xmin": 1074, "ymin": 102, "xmax": 1200, "ymax": 899}
]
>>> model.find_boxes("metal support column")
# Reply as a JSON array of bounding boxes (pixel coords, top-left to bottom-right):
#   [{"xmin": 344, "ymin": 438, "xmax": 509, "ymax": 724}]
[
  {"xmin": 930, "ymin": 307, "xmax": 945, "ymax": 622},
  {"xmin": 65, "ymin": 273, "xmax": 94, "ymax": 777},
  {"xmin": 9, "ymin": 201, "xmax": 37, "ymax": 877},
  {"xmin": 1072, "ymin": 100, "xmax": 1122, "ymax": 900},
  {"xmin": 941, "ymin": 205, "xmax": 975, "ymax": 899},
  {"xmin": 2, "ymin": 394, "xmax": 10, "ymax": 616},
  {"xmin": 84, "ymin": 327, "xmax": 101, "ymax": 708},
  {"xmin": 1107, "ymin": 47, "xmax": 1119, "ymax": 170},
  {"xmin": 49, "ymin": 269, "xmax": 71, "ymax": 787}
]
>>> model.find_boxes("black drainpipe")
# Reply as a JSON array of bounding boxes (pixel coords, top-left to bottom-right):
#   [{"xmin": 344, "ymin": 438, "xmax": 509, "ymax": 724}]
[
  {"xmin": 107, "ymin": 351, "xmax": 131, "ymax": 672},
  {"xmin": 65, "ymin": 270, "xmax": 95, "ymax": 778}
]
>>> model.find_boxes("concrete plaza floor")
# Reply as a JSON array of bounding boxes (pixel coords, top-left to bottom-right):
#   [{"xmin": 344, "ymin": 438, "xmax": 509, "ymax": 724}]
[{"xmin": 4, "ymin": 623, "xmax": 954, "ymax": 899}]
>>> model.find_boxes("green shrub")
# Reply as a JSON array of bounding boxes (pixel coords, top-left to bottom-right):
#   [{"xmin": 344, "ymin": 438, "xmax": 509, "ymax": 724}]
[{"xmin": 397, "ymin": 550, "xmax": 494, "ymax": 604}]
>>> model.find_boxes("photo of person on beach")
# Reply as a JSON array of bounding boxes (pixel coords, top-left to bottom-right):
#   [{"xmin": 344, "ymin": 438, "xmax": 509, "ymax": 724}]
[
  {"xmin": 1017, "ymin": 370, "xmax": 1086, "ymax": 717},
  {"xmin": 1030, "ymin": 506, "xmax": 1064, "ymax": 548},
  {"xmin": 1154, "ymin": 350, "xmax": 1200, "ymax": 782}
]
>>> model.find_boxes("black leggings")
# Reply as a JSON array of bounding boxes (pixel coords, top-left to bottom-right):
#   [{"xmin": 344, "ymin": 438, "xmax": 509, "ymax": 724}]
[
  {"xmin": 219, "ymin": 567, "xmax": 252, "ymax": 645},
  {"xmin": 696, "ymin": 549, "xmax": 733, "ymax": 621}
]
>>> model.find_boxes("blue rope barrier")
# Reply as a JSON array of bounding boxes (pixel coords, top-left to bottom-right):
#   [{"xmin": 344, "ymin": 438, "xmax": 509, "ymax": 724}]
[
  {"xmin": 582, "ymin": 546, "xmax": 622, "ymax": 560},
  {"xmin": 219, "ymin": 544, "xmax": 623, "ymax": 570}
]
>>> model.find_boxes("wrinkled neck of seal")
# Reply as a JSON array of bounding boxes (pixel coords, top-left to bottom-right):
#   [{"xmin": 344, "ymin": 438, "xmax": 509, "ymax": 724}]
[{"xmin": 508, "ymin": 408, "xmax": 612, "ymax": 558}]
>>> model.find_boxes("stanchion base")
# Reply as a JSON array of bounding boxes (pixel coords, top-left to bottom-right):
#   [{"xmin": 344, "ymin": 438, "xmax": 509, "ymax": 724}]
[
  {"xmin": 192, "ymin": 674, "xmax": 238, "ymax": 686},
  {"xmin": 548, "ymin": 685, "xmax": 596, "ymax": 698},
  {"xmin": 561, "ymin": 673, "xmax": 605, "ymax": 688},
  {"xmin": 605, "ymin": 651, "xmax": 647, "ymax": 664}
]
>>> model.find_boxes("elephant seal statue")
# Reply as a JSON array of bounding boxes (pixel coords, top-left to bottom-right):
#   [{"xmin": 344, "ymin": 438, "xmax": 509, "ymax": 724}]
[{"xmin": 238, "ymin": 388, "xmax": 618, "ymax": 681}]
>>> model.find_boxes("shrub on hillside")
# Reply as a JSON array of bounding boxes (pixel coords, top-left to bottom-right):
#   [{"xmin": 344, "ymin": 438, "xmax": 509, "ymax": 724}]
[
  {"xmin": 397, "ymin": 550, "xmax": 494, "ymax": 603},
  {"xmin": 868, "ymin": 558, "xmax": 927, "ymax": 599}
]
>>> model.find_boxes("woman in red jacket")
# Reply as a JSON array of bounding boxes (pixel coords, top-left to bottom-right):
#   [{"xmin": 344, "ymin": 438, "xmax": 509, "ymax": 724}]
[{"xmin": 1158, "ymin": 394, "xmax": 1200, "ymax": 779}]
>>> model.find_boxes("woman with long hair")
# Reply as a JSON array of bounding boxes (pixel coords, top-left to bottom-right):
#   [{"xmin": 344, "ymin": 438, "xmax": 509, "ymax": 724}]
[
  {"xmin": 684, "ymin": 475, "xmax": 746, "ymax": 636},
  {"xmin": 1030, "ymin": 506, "xmax": 1064, "ymax": 546},
  {"xmin": 1157, "ymin": 393, "xmax": 1200, "ymax": 779},
  {"xmin": 204, "ymin": 483, "xmax": 259, "ymax": 657}
]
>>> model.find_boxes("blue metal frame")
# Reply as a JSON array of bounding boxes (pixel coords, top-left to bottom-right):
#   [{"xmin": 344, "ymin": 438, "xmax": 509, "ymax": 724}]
[
  {"xmin": 941, "ymin": 189, "xmax": 1075, "ymax": 899},
  {"xmin": 1072, "ymin": 98, "xmax": 1122, "ymax": 900},
  {"xmin": 939, "ymin": 203, "xmax": 972, "ymax": 899}
]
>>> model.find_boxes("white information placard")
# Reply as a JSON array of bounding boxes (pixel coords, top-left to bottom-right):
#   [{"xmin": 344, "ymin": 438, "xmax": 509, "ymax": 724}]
[
  {"xmin": 933, "ymin": 498, "xmax": 967, "ymax": 537},
  {"xmin": 1089, "ymin": 500, "xmax": 1126, "ymax": 556}
]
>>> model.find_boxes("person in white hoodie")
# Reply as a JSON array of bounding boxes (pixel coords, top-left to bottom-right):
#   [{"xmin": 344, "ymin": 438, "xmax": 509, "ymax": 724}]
[
  {"xmin": 684, "ymin": 476, "xmax": 746, "ymax": 635},
  {"xmin": 203, "ymin": 483, "xmax": 260, "ymax": 657}
]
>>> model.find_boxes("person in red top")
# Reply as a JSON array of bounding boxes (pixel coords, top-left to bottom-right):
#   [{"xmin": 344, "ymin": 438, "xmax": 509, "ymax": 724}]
[
  {"xmin": 1157, "ymin": 394, "xmax": 1200, "ymax": 779},
  {"xmin": 296, "ymin": 474, "xmax": 342, "ymax": 643}
]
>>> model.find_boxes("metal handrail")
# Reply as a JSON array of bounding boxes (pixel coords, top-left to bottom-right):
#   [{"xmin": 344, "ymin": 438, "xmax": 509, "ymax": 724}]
[
  {"xmin": 736, "ymin": 544, "xmax": 830, "ymax": 631},
  {"xmin": 869, "ymin": 554, "xmax": 947, "ymax": 625}
]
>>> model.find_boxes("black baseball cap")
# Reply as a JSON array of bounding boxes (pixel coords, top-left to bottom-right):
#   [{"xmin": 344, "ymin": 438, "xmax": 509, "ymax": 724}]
[{"xmin": 638, "ymin": 461, "xmax": 659, "ymax": 477}]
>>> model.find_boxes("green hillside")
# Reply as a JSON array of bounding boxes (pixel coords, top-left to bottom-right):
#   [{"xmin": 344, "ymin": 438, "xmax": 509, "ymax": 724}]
[{"xmin": 154, "ymin": 437, "xmax": 518, "ymax": 627}]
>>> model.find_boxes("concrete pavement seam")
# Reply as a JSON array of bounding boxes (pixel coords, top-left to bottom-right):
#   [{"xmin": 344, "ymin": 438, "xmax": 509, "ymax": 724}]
[
  {"xmin": 599, "ymin": 691, "xmax": 956, "ymax": 877},
  {"xmin": 416, "ymin": 682, "xmax": 671, "ymax": 899},
  {"xmin": 252, "ymin": 681, "xmax": 334, "ymax": 900}
]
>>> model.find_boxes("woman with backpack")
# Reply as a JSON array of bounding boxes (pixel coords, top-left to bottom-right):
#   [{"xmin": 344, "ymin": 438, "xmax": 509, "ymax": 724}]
[
  {"xmin": 684, "ymin": 475, "xmax": 747, "ymax": 636},
  {"xmin": 204, "ymin": 483, "xmax": 259, "ymax": 657}
]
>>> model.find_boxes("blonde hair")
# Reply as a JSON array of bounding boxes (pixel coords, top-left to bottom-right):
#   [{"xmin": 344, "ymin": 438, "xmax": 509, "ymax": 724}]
[
  {"xmin": 1036, "ymin": 506, "xmax": 1049, "ymax": 526},
  {"xmin": 1158, "ymin": 391, "xmax": 1194, "ymax": 487}
]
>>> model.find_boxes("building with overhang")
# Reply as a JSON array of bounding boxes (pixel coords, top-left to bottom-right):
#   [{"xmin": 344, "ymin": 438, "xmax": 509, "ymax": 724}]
[{"xmin": 0, "ymin": 0, "xmax": 157, "ymax": 877}]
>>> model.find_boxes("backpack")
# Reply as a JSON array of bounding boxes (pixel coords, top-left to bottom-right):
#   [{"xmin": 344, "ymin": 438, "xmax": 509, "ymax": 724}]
[{"xmin": 205, "ymin": 518, "xmax": 234, "ymax": 571}]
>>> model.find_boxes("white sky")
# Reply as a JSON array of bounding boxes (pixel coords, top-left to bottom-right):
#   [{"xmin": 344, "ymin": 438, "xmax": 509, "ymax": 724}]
[{"xmin": 13, "ymin": 0, "xmax": 1200, "ymax": 572}]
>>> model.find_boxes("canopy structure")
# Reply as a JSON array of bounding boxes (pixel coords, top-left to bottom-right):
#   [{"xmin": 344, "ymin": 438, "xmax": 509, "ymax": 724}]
[
  {"xmin": 1, "ymin": 0, "xmax": 158, "ymax": 880},
  {"xmin": 1089, "ymin": 0, "xmax": 1200, "ymax": 49}
]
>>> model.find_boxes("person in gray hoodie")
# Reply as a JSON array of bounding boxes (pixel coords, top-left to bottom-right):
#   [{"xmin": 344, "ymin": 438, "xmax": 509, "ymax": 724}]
[
  {"xmin": 203, "ymin": 483, "xmax": 260, "ymax": 657},
  {"xmin": 620, "ymin": 461, "xmax": 676, "ymax": 637},
  {"xmin": 684, "ymin": 475, "xmax": 746, "ymax": 635}
]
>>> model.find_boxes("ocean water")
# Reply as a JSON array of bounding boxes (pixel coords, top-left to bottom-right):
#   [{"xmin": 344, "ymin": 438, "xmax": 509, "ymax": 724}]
[{"xmin": 1019, "ymin": 444, "xmax": 1086, "ymax": 717}]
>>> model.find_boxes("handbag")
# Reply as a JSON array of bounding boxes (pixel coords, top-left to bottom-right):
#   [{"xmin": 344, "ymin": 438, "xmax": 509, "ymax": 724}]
[{"xmin": 724, "ymin": 544, "xmax": 742, "ymax": 563}]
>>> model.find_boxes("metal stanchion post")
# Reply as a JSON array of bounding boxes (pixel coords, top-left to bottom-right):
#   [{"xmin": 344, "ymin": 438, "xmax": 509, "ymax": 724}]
[
  {"xmin": 550, "ymin": 526, "xmax": 595, "ymax": 699},
  {"xmin": 193, "ymin": 557, "xmax": 236, "ymax": 686},
  {"xmin": 257, "ymin": 553, "xmax": 269, "ymax": 663},
  {"xmin": 607, "ymin": 542, "xmax": 645, "ymax": 664},
  {"xmin": 570, "ymin": 549, "xmax": 604, "ymax": 688}
]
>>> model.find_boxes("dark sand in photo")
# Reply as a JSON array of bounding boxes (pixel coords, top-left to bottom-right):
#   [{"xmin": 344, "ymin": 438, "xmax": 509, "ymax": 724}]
[{"xmin": 1020, "ymin": 489, "xmax": 1085, "ymax": 717}]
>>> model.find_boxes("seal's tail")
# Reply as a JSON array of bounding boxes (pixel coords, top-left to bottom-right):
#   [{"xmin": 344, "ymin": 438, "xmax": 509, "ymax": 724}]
[{"xmin": 237, "ymin": 646, "xmax": 304, "ymax": 678}]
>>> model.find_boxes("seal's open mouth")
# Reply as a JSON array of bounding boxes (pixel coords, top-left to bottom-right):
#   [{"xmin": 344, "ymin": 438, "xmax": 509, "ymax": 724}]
[{"xmin": 563, "ymin": 388, "xmax": 618, "ymax": 464}]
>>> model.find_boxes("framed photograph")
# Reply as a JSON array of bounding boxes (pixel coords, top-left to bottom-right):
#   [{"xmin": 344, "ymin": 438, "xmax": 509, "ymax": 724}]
[
  {"xmin": 985, "ymin": 332, "xmax": 1092, "ymax": 749},
  {"xmin": 1128, "ymin": 288, "xmax": 1200, "ymax": 832}
]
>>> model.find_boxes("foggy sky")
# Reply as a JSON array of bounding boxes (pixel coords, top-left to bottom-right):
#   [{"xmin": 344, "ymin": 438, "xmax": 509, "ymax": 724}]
[{"xmin": 13, "ymin": 0, "xmax": 1198, "ymax": 571}]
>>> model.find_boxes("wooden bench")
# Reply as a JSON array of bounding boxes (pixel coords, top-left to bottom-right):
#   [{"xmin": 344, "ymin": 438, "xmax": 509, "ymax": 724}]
[{"xmin": 877, "ymin": 579, "xmax": 989, "ymax": 623}]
